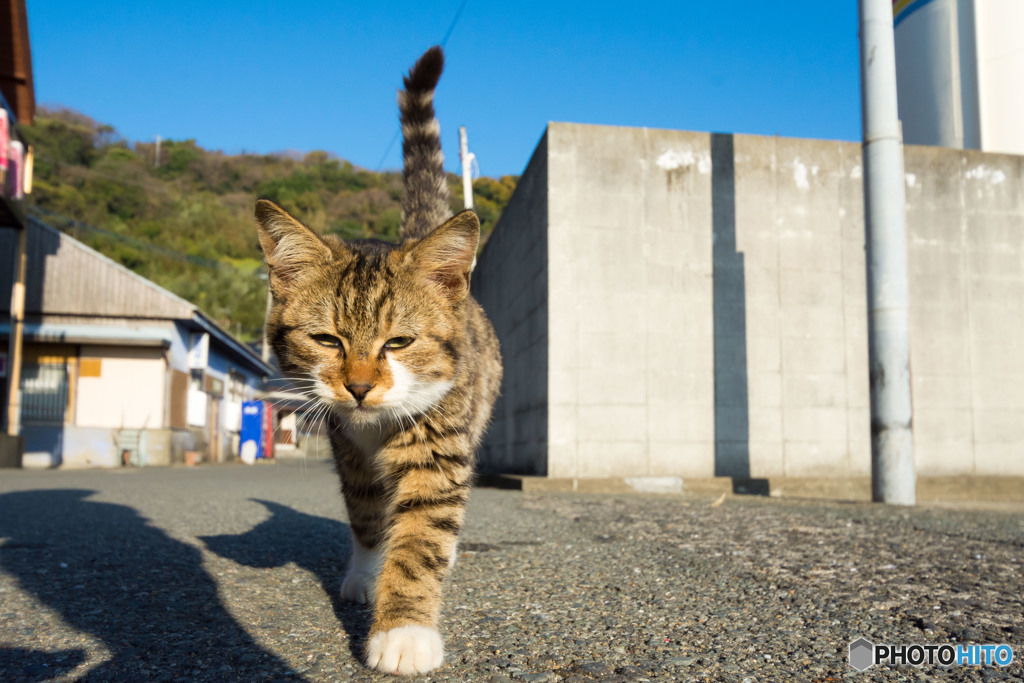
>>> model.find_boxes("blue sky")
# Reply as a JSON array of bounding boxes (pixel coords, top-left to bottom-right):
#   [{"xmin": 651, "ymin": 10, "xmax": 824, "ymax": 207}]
[{"xmin": 28, "ymin": 1, "xmax": 861, "ymax": 178}]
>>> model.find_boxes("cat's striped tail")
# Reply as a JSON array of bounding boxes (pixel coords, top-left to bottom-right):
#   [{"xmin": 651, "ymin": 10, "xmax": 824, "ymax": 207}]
[{"xmin": 399, "ymin": 46, "xmax": 452, "ymax": 241}]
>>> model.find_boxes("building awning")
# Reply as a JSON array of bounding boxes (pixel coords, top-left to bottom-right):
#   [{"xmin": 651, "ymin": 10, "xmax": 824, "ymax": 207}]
[
  {"xmin": 0, "ymin": 322, "xmax": 172, "ymax": 347},
  {"xmin": 191, "ymin": 312, "xmax": 274, "ymax": 377}
]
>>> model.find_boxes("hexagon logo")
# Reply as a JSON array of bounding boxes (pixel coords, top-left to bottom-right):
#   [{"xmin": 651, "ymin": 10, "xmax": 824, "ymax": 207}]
[{"xmin": 849, "ymin": 638, "xmax": 875, "ymax": 671}]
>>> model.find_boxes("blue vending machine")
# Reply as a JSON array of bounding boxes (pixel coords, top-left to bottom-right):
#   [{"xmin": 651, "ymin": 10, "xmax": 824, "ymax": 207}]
[{"xmin": 240, "ymin": 401, "xmax": 264, "ymax": 463}]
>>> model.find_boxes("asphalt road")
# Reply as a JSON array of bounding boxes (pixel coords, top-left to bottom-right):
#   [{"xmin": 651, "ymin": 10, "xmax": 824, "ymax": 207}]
[{"xmin": 0, "ymin": 459, "xmax": 1021, "ymax": 682}]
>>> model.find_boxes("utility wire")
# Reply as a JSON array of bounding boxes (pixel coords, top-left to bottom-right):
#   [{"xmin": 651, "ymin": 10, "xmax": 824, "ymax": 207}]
[
  {"xmin": 374, "ymin": 0, "xmax": 469, "ymax": 172},
  {"xmin": 373, "ymin": 130, "xmax": 403, "ymax": 173},
  {"xmin": 440, "ymin": 0, "xmax": 469, "ymax": 47},
  {"xmin": 28, "ymin": 206, "xmax": 235, "ymax": 271}
]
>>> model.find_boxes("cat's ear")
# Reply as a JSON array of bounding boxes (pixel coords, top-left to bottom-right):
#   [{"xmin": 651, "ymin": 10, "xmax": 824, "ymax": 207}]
[
  {"xmin": 408, "ymin": 210, "xmax": 480, "ymax": 301},
  {"xmin": 255, "ymin": 199, "xmax": 332, "ymax": 294}
]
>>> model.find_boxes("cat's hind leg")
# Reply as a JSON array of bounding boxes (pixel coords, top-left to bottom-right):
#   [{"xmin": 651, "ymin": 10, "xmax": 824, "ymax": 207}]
[
  {"xmin": 333, "ymin": 439, "xmax": 390, "ymax": 605},
  {"xmin": 341, "ymin": 535, "xmax": 381, "ymax": 604}
]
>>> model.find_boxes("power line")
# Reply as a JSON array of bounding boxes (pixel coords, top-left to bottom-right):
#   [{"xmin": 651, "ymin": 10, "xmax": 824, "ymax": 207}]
[
  {"xmin": 374, "ymin": 129, "xmax": 402, "ymax": 173},
  {"xmin": 440, "ymin": 0, "xmax": 469, "ymax": 47},
  {"xmin": 374, "ymin": 0, "xmax": 470, "ymax": 172},
  {"xmin": 28, "ymin": 206, "xmax": 236, "ymax": 271}
]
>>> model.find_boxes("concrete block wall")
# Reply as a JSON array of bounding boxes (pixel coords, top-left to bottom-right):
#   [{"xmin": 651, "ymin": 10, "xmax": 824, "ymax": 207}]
[
  {"xmin": 726, "ymin": 135, "xmax": 872, "ymax": 478},
  {"xmin": 474, "ymin": 122, "xmax": 1024, "ymax": 479},
  {"xmin": 905, "ymin": 147, "xmax": 1024, "ymax": 476},
  {"xmin": 543, "ymin": 124, "xmax": 715, "ymax": 479},
  {"xmin": 472, "ymin": 133, "xmax": 549, "ymax": 474}
]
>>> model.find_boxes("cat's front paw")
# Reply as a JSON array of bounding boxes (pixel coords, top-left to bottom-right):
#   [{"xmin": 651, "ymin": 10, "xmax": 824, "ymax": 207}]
[{"xmin": 365, "ymin": 625, "xmax": 444, "ymax": 675}]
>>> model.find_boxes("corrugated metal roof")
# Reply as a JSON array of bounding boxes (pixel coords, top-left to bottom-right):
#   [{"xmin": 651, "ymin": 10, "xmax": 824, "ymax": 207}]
[
  {"xmin": 0, "ymin": 218, "xmax": 273, "ymax": 376},
  {"xmin": 0, "ymin": 219, "xmax": 196, "ymax": 319}
]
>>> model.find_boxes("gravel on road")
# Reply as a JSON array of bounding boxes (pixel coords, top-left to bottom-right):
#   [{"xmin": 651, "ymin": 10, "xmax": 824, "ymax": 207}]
[{"xmin": 0, "ymin": 459, "xmax": 1021, "ymax": 682}]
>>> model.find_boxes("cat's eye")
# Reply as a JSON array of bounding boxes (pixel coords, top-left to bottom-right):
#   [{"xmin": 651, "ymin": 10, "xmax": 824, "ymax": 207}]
[
  {"xmin": 384, "ymin": 337, "xmax": 414, "ymax": 350},
  {"xmin": 311, "ymin": 334, "xmax": 342, "ymax": 348}
]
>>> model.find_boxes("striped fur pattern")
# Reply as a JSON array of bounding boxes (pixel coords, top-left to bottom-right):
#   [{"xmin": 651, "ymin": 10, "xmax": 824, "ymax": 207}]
[
  {"xmin": 399, "ymin": 46, "xmax": 451, "ymax": 241},
  {"xmin": 254, "ymin": 47, "xmax": 501, "ymax": 677}
]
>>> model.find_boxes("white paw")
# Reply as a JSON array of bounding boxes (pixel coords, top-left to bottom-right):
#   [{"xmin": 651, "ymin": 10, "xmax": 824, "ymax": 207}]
[
  {"xmin": 366, "ymin": 625, "xmax": 444, "ymax": 675},
  {"xmin": 340, "ymin": 569, "xmax": 375, "ymax": 603},
  {"xmin": 341, "ymin": 540, "xmax": 380, "ymax": 604}
]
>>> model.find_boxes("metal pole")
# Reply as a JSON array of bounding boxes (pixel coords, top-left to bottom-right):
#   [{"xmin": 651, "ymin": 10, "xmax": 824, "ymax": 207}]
[
  {"xmin": 458, "ymin": 126, "xmax": 474, "ymax": 210},
  {"xmin": 262, "ymin": 272, "xmax": 272, "ymax": 364},
  {"xmin": 859, "ymin": 0, "xmax": 916, "ymax": 505},
  {"xmin": 6, "ymin": 225, "xmax": 27, "ymax": 437}
]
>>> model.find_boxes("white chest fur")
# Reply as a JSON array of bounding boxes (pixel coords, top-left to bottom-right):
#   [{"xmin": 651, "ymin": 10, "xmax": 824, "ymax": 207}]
[{"xmin": 341, "ymin": 421, "xmax": 389, "ymax": 456}]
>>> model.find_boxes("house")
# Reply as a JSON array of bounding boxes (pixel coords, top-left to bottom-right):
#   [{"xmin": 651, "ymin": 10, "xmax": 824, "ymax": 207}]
[
  {"xmin": 0, "ymin": 0, "xmax": 35, "ymax": 466},
  {"xmin": 0, "ymin": 217, "xmax": 273, "ymax": 467},
  {"xmin": 473, "ymin": 123, "xmax": 1024, "ymax": 494}
]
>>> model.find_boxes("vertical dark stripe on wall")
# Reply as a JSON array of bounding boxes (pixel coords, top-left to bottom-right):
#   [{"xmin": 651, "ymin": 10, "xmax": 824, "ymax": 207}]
[{"xmin": 711, "ymin": 133, "xmax": 750, "ymax": 478}]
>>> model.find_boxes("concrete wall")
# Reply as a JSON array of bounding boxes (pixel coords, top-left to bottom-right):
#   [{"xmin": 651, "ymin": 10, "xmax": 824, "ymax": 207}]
[
  {"xmin": 544, "ymin": 124, "xmax": 715, "ymax": 479},
  {"xmin": 906, "ymin": 146, "xmax": 1024, "ymax": 475},
  {"xmin": 472, "ymin": 132, "xmax": 548, "ymax": 474},
  {"xmin": 22, "ymin": 425, "xmax": 187, "ymax": 468},
  {"xmin": 474, "ymin": 122, "xmax": 1024, "ymax": 479}
]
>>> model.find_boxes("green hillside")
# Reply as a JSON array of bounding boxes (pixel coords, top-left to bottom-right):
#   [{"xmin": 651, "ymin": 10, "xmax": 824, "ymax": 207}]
[{"xmin": 22, "ymin": 108, "xmax": 517, "ymax": 341}]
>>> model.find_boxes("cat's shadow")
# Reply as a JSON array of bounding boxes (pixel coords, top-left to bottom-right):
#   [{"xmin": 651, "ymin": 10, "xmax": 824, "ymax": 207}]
[{"xmin": 199, "ymin": 499, "xmax": 369, "ymax": 661}]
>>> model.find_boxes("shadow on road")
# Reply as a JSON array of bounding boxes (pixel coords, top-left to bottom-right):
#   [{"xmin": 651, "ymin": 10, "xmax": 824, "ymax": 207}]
[
  {"xmin": 0, "ymin": 489, "xmax": 298, "ymax": 681},
  {"xmin": 200, "ymin": 499, "xmax": 370, "ymax": 661},
  {"xmin": 0, "ymin": 646, "xmax": 85, "ymax": 682}
]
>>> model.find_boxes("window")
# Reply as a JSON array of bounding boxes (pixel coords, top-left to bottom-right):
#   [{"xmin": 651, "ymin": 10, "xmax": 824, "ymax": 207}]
[
  {"xmin": 21, "ymin": 363, "xmax": 69, "ymax": 424},
  {"xmin": 228, "ymin": 370, "xmax": 246, "ymax": 403}
]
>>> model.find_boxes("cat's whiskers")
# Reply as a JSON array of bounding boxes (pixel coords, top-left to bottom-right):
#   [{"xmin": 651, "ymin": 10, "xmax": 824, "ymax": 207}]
[
  {"xmin": 315, "ymin": 400, "xmax": 334, "ymax": 440},
  {"xmin": 398, "ymin": 404, "xmax": 420, "ymax": 444},
  {"xmin": 280, "ymin": 392, "xmax": 321, "ymax": 415},
  {"xmin": 303, "ymin": 401, "xmax": 323, "ymax": 440},
  {"xmin": 396, "ymin": 388, "xmax": 463, "ymax": 447}
]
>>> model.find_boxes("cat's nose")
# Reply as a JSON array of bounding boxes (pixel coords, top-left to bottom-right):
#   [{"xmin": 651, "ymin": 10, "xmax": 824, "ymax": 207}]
[{"xmin": 346, "ymin": 383, "xmax": 374, "ymax": 402}]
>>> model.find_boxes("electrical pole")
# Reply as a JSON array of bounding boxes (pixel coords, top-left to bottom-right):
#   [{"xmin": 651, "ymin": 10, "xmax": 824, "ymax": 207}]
[
  {"xmin": 859, "ymin": 0, "xmax": 916, "ymax": 505},
  {"xmin": 155, "ymin": 135, "xmax": 162, "ymax": 168},
  {"xmin": 5, "ymin": 225, "xmax": 27, "ymax": 437},
  {"xmin": 458, "ymin": 126, "xmax": 474, "ymax": 210},
  {"xmin": 261, "ymin": 271, "xmax": 272, "ymax": 364}
]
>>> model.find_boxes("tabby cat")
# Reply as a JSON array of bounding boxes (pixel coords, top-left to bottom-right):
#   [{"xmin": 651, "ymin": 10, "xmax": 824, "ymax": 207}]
[{"xmin": 255, "ymin": 46, "xmax": 502, "ymax": 675}]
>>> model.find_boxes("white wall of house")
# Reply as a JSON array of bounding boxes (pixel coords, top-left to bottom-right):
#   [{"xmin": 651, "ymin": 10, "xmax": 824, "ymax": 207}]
[{"xmin": 75, "ymin": 345, "xmax": 166, "ymax": 429}]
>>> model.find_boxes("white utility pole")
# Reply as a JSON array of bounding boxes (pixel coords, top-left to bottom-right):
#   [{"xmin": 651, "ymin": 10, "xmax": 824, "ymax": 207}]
[
  {"xmin": 458, "ymin": 126, "xmax": 474, "ymax": 210},
  {"xmin": 859, "ymin": 0, "xmax": 916, "ymax": 505},
  {"xmin": 155, "ymin": 135, "xmax": 162, "ymax": 168}
]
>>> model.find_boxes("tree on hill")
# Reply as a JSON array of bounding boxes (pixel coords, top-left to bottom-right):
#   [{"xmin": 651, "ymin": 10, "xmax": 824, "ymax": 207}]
[{"xmin": 22, "ymin": 108, "xmax": 517, "ymax": 341}]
